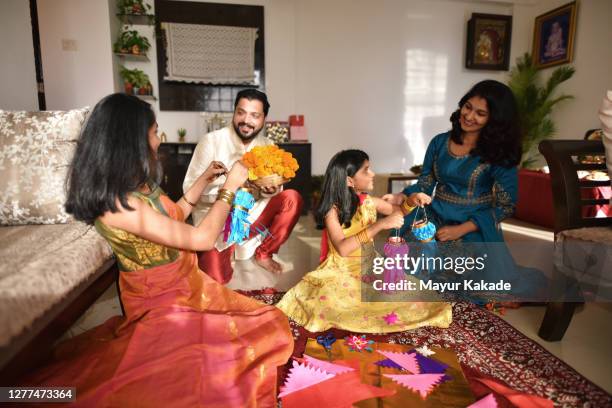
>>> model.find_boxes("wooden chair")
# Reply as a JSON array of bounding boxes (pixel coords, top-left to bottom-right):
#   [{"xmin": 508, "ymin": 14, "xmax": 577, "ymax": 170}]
[{"xmin": 537, "ymin": 140, "xmax": 612, "ymax": 341}]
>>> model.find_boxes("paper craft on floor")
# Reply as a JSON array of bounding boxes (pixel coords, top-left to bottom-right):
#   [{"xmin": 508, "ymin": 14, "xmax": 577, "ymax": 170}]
[
  {"xmin": 377, "ymin": 349, "xmax": 421, "ymax": 374},
  {"xmin": 279, "ymin": 360, "xmax": 334, "ymax": 398},
  {"xmin": 467, "ymin": 393, "xmax": 499, "ymax": 408},
  {"xmin": 301, "ymin": 355, "xmax": 356, "ymax": 375},
  {"xmin": 384, "ymin": 373, "xmax": 446, "ymax": 399}
]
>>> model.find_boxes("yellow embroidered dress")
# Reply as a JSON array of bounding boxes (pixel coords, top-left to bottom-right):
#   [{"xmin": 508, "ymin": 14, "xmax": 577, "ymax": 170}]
[{"xmin": 276, "ymin": 196, "xmax": 452, "ymax": 333}]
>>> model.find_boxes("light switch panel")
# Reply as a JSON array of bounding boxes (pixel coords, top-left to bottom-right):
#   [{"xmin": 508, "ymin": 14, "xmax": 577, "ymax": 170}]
[{"xmin": 61, "ymin": 39, "xmax": 77, "ymax": 51}]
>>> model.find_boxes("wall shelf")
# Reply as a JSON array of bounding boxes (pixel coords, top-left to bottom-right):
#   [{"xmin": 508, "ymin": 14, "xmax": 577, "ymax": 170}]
[
  {"xmin": 116, "ymin": 14, "xmax": 154, "ymax": 25},
  {"xmin": 135, "ymin": 94, "xmax": 157, "ymax": 102},
  {"xmin": 115, "ymin": 52, "xmax": 150, "ymax": 61}
]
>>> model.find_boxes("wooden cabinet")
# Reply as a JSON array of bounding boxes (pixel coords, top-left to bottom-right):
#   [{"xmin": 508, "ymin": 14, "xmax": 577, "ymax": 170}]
[
  {"xmin": 157, "ymin": 142, "xmax": 312, "ymax": 214},
  {"xmin": 279, "ymin": 142, "xmax": 312, "ymax": 215},
  {"xmin": 157, "ymin": 143, "xmax": 197, "ymax": 202}
]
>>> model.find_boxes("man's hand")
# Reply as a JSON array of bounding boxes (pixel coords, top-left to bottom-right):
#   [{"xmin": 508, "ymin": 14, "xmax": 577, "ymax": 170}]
[{"xmin": 260, "ymin": 185, "xmax": 279, "ymax": 195}]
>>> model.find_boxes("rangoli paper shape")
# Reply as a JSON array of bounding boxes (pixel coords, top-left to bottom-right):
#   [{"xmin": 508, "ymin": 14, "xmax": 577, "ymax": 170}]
[
  {"xmin": 377, "ymin": 350, "xmax": 421, "ymax": 374},
  {"xmin": 415, "ymin": 345, "xmax": 436, "ymax": 356},
  {"xmin": 374, "ymin": 358, "xmax": 404, "ymax": 370},
  {"xmin": 302, "ymin": 355, "xmax": 355, "ymax": 375},
  {"xmin": 410, "ymin": 350, "xmax": 449, "ymax": 374},
  {"xmin": 279, "ymin": 360, "xmax": 334, "ymax": 398},
  {"xmin": 467, "ymin": 393, "xmax": 499, "ymax": 408},
  {"xmin": 384, "ymin": 373, "xmax": 446, "ymax": 399}
]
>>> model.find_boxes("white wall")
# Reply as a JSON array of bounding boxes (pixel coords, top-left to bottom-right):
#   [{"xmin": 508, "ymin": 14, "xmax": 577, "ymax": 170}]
[
  {"xmin": 142, "ymin": 0, "xmax": 514, "ymax": 173},
  {"xmin": 0, "ymin": 0, "xmax": 38, "ymax": 110},
  {"xmin": 295, "ymin": 0, "xmax": 515, "ymax": 173},
  {"xmin": 30, "ymin": 0, "xmax": 611, "ymax": 173},
  {"xmin": 523, "ymin": 0, "xmax": 612, "ymax": 141},
  {"xmin": 37, "ymin": 0, "xmax": 115, "ymax": 110}
]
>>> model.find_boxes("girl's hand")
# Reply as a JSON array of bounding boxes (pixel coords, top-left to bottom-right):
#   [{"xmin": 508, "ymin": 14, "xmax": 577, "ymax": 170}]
[
  {"xmin": 380, "ymin": 211, "xmax": 405, "ymax": 230},
  {"xmin": 382, "ymin": 193, "xmax": 406, "ymax": 206},
  {"xmin": 203, "ymin": 161, "xmax": 227, "ymax": 182},
  {"xmin": 406, "ymin": 192, "xmax": 432, "ymax": 207},
  {"xmin": 436, "ymin": 225, "xmax": 466, "ymax": 241},
  {"xmin": 224, "ymin": 161, "xmax": 249, "ymax": 190}
]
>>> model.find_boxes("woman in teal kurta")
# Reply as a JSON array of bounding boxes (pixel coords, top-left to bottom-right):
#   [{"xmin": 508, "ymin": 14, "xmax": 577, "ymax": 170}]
[
  {"xmin": 399, "ymin": 130, "xmax": 516, "ymax": 242},
  {"xmin": 386, "ymin": 80, "xmax": 546, "ymax": 302}
]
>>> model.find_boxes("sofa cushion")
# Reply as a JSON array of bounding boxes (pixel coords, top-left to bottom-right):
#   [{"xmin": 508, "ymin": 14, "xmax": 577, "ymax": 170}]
[
  {"xmin": 0, "ymin": 108, "xmax": 89, "ymax": 225},
  {"xmin": 0, "ymin": 222, "xmax": 113, "ymax": 347}
]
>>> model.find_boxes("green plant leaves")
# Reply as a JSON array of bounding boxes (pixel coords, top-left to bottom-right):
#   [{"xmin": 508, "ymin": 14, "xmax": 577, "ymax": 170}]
[{"xmin": 507, "ymin": 53, "xmax": 575, "ymax": 168}]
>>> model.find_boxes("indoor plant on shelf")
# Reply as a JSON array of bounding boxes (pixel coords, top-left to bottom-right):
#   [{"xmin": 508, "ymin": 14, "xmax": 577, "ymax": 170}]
[
  {"xmin": 117, "ymin": 0, "xmax": 151, "ymax": 15},
  {"xmin": 120, "ymin": 66, "xmax": 152, "ymax": 96},
  {"xmin": 113, "ymin": 27, "xmax": 151, "ymax": 55},
  {"xmin": 507, "ymin": 53, "xmax": 575, "ymax": 168}
]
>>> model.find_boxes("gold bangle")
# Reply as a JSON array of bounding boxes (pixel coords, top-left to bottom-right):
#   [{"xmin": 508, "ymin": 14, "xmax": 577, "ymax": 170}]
[
  {"xmin": 401, "ymin": 200, "xmax": 416, "ymax": 215},
  {"xmin": 182, "ymin": 195, "xmax": 197, "ymax": 207},
  {"xmin": 217, "ymin": 195, "xmax": 233, "ymax": 206},
  {"xmin": 217, "ymin": 188, "xmax": 235, "ymax": 200},
  {"xmin": 216, "ymin": 189, "xmax": 235, "ymax": 206}
]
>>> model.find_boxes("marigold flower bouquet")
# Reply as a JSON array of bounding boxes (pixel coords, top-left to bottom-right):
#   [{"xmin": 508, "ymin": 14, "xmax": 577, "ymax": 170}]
[{"xmin": 242, "ymin": 145, "xmax": 299, "ymax": 188}]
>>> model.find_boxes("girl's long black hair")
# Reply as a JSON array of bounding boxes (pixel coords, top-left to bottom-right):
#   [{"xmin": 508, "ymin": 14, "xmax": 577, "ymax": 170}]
[
  {"xmin": 449, "ymin": 80, "xmax": 522, "ymax": 167},
  {"xmin": 315, "ymin": 149, "xmax": 369, "ymax": 229},
  {"xmin": 65, "ymin": 93, "xmax": 158, "ymax": 224}
]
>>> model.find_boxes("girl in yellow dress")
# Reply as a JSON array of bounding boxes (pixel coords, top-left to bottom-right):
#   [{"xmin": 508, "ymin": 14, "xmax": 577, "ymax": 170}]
[{"xmin": 276, "ymin": 150, "xmax": 452, "ymax": 333}]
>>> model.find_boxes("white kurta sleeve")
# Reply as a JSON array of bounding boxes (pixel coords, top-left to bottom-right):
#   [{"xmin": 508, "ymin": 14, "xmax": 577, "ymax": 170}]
[{"xmin": 183, "ymin": 135, "xmax": 214, "ymax": 195}]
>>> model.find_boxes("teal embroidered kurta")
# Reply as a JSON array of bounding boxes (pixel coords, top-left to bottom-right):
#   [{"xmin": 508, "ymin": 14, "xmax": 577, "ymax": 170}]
[{"xmin": 402, "ymin": 132, "xmax": 516, "ymax": 242}]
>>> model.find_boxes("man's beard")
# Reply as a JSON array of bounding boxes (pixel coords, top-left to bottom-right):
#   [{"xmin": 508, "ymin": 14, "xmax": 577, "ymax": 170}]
[{"xmin": 233, "ymin": 121, "xmax": 262, "ymax": 142}]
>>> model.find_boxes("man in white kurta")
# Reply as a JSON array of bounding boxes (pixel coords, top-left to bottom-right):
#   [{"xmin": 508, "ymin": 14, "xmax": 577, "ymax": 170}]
[{"xmin": 183, "ymin": 89, "xmax": 303, "ymax": 283}]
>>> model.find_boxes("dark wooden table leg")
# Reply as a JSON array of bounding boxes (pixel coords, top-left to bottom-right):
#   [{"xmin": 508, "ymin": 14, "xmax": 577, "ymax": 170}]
[{"xmin": 538, "ymin": 301, "xmax": 577, "ymax": 341}]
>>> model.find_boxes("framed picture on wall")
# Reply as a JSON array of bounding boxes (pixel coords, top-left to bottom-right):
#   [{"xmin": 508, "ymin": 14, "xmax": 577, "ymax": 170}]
[
  {"xmin": 532, "ymin": 1, "xmax": 577, "ymax": 69},
  {"xmin": 465, "ymin": 13, "xmax": 512, "ymax": 70}
]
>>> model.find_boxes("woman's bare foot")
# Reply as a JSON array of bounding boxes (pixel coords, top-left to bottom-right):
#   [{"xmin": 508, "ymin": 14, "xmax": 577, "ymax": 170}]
[{"xmin": 255, "ymin": 257, "xmax": 283, "ymax": 274}]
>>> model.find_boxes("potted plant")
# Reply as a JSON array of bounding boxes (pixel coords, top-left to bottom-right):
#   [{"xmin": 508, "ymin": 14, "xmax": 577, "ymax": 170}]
[
  {"xmin": 119, "ymin": 65, "xmax": 136, "ymax": 94},
  {"xmin": 507, "ymin": 53, "xmax": 575, "ymax": 168},
  {"xmin": 117, "ymin": 0, "xmax": 151, "ymax": 15},
  {"xmin": 120, "ymin": 66, "xmax": 151, "ymax": 96},
  {"xmin": 177, "ymin": 128, "xmax": 187, "ymax": 143},
  {"xmin": 113, "ymin": 27, "xmax": 151, "ymax": 55},
  {"xmin": 133, "ymin": 69, "xmax": 151, "ymax": 95}
]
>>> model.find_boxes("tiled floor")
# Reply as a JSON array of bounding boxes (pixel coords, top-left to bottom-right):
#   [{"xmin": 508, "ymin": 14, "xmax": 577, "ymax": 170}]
[{"xmin": 67, "ymin": 215, "xmax": 612, "ymax": 393}]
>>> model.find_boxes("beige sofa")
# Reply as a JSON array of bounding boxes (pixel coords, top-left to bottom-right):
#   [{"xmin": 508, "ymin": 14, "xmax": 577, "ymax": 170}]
[{"xmin": 0, "ymin": 109, "xmax": 115, "ymax": 382}]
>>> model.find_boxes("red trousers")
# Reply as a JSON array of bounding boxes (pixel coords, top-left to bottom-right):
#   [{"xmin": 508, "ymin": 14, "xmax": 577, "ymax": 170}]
[{"xmin": 198, "ymin": 189, "xmax": 303, "ymax": 284}]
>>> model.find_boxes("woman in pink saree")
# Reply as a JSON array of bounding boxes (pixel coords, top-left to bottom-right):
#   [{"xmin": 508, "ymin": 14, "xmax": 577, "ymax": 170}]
[{"xmin": 23, "ymin": 93, "xmax": 293, "ymax": 407}]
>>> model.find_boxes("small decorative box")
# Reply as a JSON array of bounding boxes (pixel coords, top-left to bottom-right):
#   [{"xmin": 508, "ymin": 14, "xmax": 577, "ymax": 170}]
[
  {"xmin": 290, "ymin": 126, "xmax": 307, "ymax": 142},
  {"xmin": 289, "ymin": 115, "xmax": 305, "ymax": 127}
]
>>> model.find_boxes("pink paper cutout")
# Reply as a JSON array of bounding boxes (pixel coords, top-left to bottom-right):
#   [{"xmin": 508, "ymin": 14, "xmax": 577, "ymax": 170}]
[
  {"xmin": 384, "ymin": 373, "xmax": 445, "ymax": 398},
  {"xmin": 279, "ymin": 360, "xmax": 334, "ymax": 398},
  {"xmin": 467, "ymin": 393, "xmax": 499, "ymax": 408},
  {"xmin": 302, "ymin": 355, "xmax": 355, "ymax": 375},
  {"xmin": 377, "ymin": 350, "xmax": 421, "ymax": 374}
]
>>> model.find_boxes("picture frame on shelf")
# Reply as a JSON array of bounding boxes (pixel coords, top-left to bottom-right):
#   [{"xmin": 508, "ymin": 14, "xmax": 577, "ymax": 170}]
[
  {"xmin": 465, "ymin": 13, "xmax": 512, "ymax": 71},
  {"xmin": 532, "ymin": 1, "xmax": 577, "ymax": 69}
]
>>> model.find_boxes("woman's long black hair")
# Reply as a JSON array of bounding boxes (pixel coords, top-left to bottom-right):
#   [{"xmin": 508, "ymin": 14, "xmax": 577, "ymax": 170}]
[
  {"xmin": 315, "ymin": 149, "xmax": 369, "ymax": 229},
  {"xmin": 65, "ymin": 93, "xmax": 158, "ymax": 224},
  {"xmin": 449, "ymin": 80, "xmax": 522, "ymax": 167}
]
